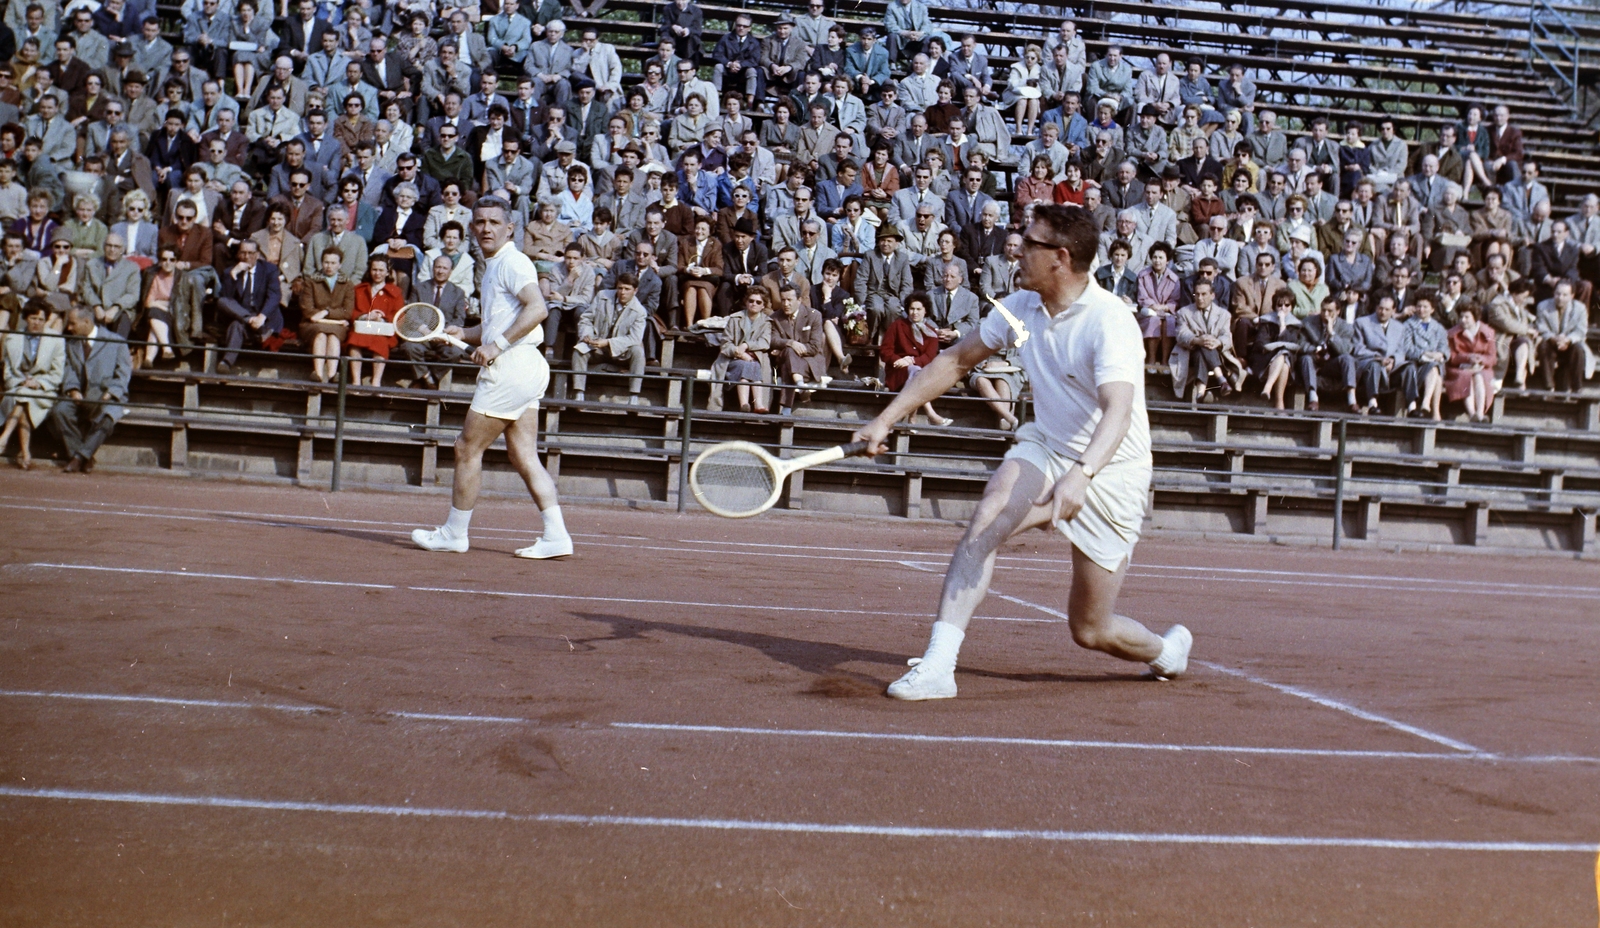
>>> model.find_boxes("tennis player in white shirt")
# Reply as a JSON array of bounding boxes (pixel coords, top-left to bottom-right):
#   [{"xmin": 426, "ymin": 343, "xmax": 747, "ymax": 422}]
[
  {"xmin": 853, "ymin": 203, "xmax": 1190, "ymax": 700},
  {"xmin": 412, "ymin": 196, "xmax": 574, "ymax": 559}
]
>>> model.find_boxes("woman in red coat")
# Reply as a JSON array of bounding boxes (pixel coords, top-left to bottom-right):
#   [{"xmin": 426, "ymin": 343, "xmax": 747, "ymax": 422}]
[
  {"xmin": 346, "ymin": 256, "xmax": 404, "ymax": 387},
  {"xmin": 878, "ymin": 293, "xmax": 950, "ymax": 425},
  {"xmin": 1444, "ymin": 304, "xmax": 1498, "ymax": 422}
]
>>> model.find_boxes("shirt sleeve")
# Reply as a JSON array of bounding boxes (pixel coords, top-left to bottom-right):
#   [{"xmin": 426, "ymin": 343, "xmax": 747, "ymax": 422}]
[
  {"xmin": 1093, "ymin": 308, "xmax": 1146, "ymax": 388},
  {"xmin": 978, "ymin": 303, "xmax": 1015, "ymax": 351}
]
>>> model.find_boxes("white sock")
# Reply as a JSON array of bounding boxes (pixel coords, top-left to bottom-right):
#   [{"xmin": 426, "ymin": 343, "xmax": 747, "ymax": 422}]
[
  {"xmin": 541, "ymin": 505, "xmax": 569, "ymax": 542},
  {"xmin": 1149, "ymin": 633, "xmax": 1181, "ymax": 675},
  {"xmin": 443, "ymin": 507, "xmax": 472, "ymax": 537},
  {"xmin": 919, "ymin": 621, "xmax": 965, "ymax": 673}
]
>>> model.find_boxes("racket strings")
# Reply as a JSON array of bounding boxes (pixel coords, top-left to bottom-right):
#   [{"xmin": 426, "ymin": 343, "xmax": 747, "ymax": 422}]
[
  {"xmin": 693, "ymin": 449, "xmax": 777, "ymax": 516},
  {"xmin": 396, "ymin": 304, "xmax": 443, "ymax": 340}
]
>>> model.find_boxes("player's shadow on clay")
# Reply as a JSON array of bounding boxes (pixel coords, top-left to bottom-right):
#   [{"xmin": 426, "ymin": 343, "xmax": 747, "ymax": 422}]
[
  {"xmin": 229, "ymin": 514, "xmax": 399, "ymax": 545},
  {"xmin": 570, "ymin": 612, "xmax": 1145, "ymax": 686}
]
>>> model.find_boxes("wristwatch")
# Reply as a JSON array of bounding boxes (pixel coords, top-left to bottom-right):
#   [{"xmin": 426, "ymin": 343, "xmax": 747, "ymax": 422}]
[
  {"xmin": 492, "ymin": 335, "xmax": 511, "ymax": 351},
  {"xmin": 1077, "ymin": 461, "xmax": 1097, "ymax": 480}
]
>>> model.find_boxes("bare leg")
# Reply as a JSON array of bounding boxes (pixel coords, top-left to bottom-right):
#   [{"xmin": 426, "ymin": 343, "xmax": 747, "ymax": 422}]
[
  {"xmin": 735, "ymin": 383, "xmax": 751, "ymax": 409},
  {"xmin": 823, "ymin": 319, "xmax": 846, "ymax": 366},
  {"xmin": 1012, "ymin": 99, "xmax": 1026, "ymax": 133},
  {"xmin": 1512, "ymin": 341, "xmax": 1530, "ymax": 387},
  {"xmin": 1425, "ymin": 367, "xmax": 1442, "ymax": 419},
  {"xmin": 348, "ymin": 349, "xmax": 364, "ymax": 385},
  {"xmin": 931, "ymin": 459, "xmax": 1053, "ymax": 632},
  {"xmin": 0, "ymin": 406, "xmax": 20, "ymax": 457},
  {"xmin": 975, "ymin": 377, "xmax": 1017, "ymax": 427},
  {"xmin": 502, "ymin": 408, "xmax": 560, "ymax": 509},
  {"xmin": 17, "ymin": 419, "xmax": 31, "ymax": 466},
  {"xmin": 371, "ymin": 359, "xmax": 385, "ymax": 387},
  {"xmin": 1065, "ymin": 544, "xmax": 1164, "ymax": 662},
  {"xmin": 451, "ymin": 410, "xmax": 513, "ymax": 510},
  {"xmin": 921, "ymin": 400, "xmax": 948, "ymax": 425}
]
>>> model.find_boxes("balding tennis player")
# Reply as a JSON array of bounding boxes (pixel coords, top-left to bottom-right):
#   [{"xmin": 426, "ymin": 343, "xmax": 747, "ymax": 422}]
[
  {"xmin": 412, "ymin": 196, "xmax": 573, "ymax": 559},
  {"xmin": 853, "ymin": 203, "xmax": 1190, "ymax": 700}
]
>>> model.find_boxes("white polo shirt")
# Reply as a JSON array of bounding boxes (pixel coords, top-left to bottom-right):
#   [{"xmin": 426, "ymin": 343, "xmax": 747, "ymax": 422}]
[
  {"xmin": 979, "ymin": 281, "xmax": 1151, "ymax": 467},
  {"xmin": 479, "ymin": 240, "xmax": 543, "ymax": 349}
]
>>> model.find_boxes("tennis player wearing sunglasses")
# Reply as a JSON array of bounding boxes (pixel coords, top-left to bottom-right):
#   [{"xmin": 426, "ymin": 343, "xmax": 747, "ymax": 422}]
[{"xmin": 852, "ymin": 203, "xmax": 1191, "ymax": 700}]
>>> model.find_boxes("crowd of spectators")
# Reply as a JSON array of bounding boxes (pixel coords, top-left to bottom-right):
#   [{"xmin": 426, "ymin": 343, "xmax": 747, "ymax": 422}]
[{"xmin": 1, "ymin": 0, "xmax": 1598, "ymax": 469}]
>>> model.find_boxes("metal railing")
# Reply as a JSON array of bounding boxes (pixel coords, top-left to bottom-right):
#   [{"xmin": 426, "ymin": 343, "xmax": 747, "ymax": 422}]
[
  {"xmin": 8, "ymin": 335, "xmax": 1597, "ymax": 549},
  {"xmin": 1529, "ymin": 0, "xmax": 1584, "ymax": 115}
]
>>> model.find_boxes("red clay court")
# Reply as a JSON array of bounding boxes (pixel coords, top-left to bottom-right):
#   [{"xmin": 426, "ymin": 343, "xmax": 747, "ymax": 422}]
[{"xmin": 1, "ymin": 470, "xmax": 1597, "ymax": 925}]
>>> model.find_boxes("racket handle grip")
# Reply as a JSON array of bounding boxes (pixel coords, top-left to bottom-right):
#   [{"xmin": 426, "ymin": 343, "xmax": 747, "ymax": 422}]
[{"xmin": 839, "ymin": 440, "xmax": 872, "ymax": 457}]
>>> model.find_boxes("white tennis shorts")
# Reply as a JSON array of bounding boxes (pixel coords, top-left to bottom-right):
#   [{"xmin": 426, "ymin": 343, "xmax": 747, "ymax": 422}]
[
  {"xmin": 1005, "ymin": 423, "xmax": 1152, "ymax": 573},
  {"xmin": 469, "ymin": 343, "xmax": 550, "ymax": 420}
]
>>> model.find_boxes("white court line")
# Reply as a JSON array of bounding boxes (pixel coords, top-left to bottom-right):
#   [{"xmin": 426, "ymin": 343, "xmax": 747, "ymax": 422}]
[
  {"xmin": 8, "ymin": 688, "xmax": 1594, "ymax": 764},
  {"xmin": 0, "ymin": 689, "xmax": 325, "ymax": 713},
  {"xmin": 8, "ymin": 562, "xmax": 1051, "ymax": 625},
  {"xmin": 387, "ymin": 711, "xmax": 531, "ymax": 724},
  {"xmin": 0, "ymin": 784, "xmax": 1591, "ymax": 853},
  {"xmin": 6, "ymin": 497, "xmax": 1597, "ymax": 601},
  {"xmin": 1195, "ymin": 662, "xmax": 1484, "ymax": 754},
  {"xmin": 969, "ymin": 584, "xmax": 1489, "ymax": 755}
]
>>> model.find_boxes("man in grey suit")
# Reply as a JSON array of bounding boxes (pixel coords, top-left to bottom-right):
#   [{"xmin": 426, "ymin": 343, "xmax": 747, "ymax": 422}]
[
  {"xmin": 51, "ymin": 305, "xmax": 131, "ymax": 473},
  {"xmin": 852, "ymin": 226, "xmax": 913, "ymax": 336},
  {"xmin": 525, "ymin": 19, "xmax": 575, "ymax": 108},
  {"xmin": 78, "ymin": 234, "xmax": 142, "ymax": 338},
  {"xmin": 1131, "ymin": 180, "xmax": 1178, "ymax": 247},
  {"xmin": 572, "ymin": 274, "xmax": 649, "ymax": 404},
  {"xmin": 399, "ymin": 254, "xmax": 470, "ymax": 389},
  {"xmin": 979, "ymin": 233, "xmax": 1022, "ymax": 301},
  {"xmin": 1536, "ymin": 279, "xmax": 1594, "ymax": 392},
  {"xmin": 889, "ymin": 163, "xmax": 944, "ymax": 227},
  {"xmin": 0, "ymin": 233, "xmax": 40, "ymax": 322},
  {"xmin": 1352, "ymin": 296, "xmax": 1410, "ymax": 413},
  {"xmin": 928, "ymin": 263, "xmax": 980, "ymax": 345},
  {"xmin": 1102, "ymin": 161, "xmax": 1145, "ymax": 211}
]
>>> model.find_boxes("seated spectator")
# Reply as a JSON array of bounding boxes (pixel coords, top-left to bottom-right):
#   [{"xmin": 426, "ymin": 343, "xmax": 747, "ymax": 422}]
[
  {"xmin": 879, "ymin": 292, "xmax": 947, "ymax": 425},
  {"xmin": 708, "ymin": 288, "xmax": 772, "ymax": 413},
  {"xmin": 762, "ymin": 247, "xmax": 812, "ymax": 311},
  {"xmin": 1535, "ymin": 279, "xmax": 1593, "ymax": 392},
  {"xmin": 542, "ymin": 243, "xmax": 596, "ymax": 355},
  {"xmin": 571, "ymin": 273, "xmax": 648, "ymax": 405},
  {"xmin": 1445, "ymin": 305, "xmax": 1498, "ymax": 421},
  {"xmin": 853, "ymin": 225, "xmax": 912, "ymax": 337},
  {"xmin": 970, "ymin": 341, "xmax": 1024, "ymax": 430},
  {"xmin": 298, "ymin": 247, "xmax": 354, "ymax": 384},
  {"xmin": 812, "ymin": 257, "xmax": 852, "ymax": 372},
  {"xmin": 928, "ymin": 262, "xmax": 979, "ymax": 346},
  {"xmin": 403, "ymin": 252, "xmax": 472, "ymax": 387},
  {"xmin": 1531, "ymin": 219, "xmax": 1589, "ymax": 304},
  {"xmin": 50, "ymin": 303, "xmax": 131, "ymax": 473},
  {"xmin": 1353, "ymin": 295, "xmax": 1410, "ymax": 414},
  {"xmin": 79, "ymin": 233, "xmax": 140, "ymax": 339},
  {"xmin": 678, "ymin": 216, "xmax": 722, "ymax": 328},
  {"xmin": 1249, "ymin": 289, "xmax": 1301, "ymax": 409},
  {"xmin": 1171, "ymin": 277, "xmax": 1242, "ymax": 401},
  {"xmin": 1403, "ymin": 296, "xmax": 1450, "ymax": 419},
  {"xmin": 1296, "ymin": 295, "xmax": 1358, "ymax": 412},
  {"xmin": 1288, "ymin": 256, "xmax": 1329, "ymax": 320},
  {"xmin": 980, "ymin": 233, "xmax": 1022, "ymax": 302},
  {"xmin": 0, "ymin": 300, "xmax": 64, "ymax": 469},
  {"xmin": 769, "ymin": 282, "xmax": 827, "ymax": 409},
  {"xmin": 1094, "ymin": 238, "xmax": 1137, "ymax": 307},
  {"xmin": 31, "ymin": 234, "xmax": 80, "ymax": 316},
  {"xmin": 345, "ymin": 255, "xmax": 401, "ymax": 387},
  {"xmin": 1137, "ymin": 241, "xmax": 1181, "ymax": 364}
]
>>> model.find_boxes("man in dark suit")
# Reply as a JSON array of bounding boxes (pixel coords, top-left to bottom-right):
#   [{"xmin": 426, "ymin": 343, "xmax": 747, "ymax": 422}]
[
  {"xmin": 1296, "ymin": 294, "xmax": 1358, "ymax": 412},
  {"xmin": 942, "ymin": 167, "xmax": 994, "ymax": 237},
  {"xmin": 294, "ymin": 111, "xmax": 344, "ymax": 199},
  {"xmin": 1102, "ymin": 161, "xmax": 1145, "ymax": 210},
  {"xmin": 215, "ymin": 238, "xmax": 282, "ymax": 374},
  {"xmin": 284, "ymin": 0, "xmax": 332, "ymax": 74},
  {"xmin": 1532, "ymin": 219, "xmax": 1589, "ymax": 303},
  {"xmin": 50, "ymin": 304, "xmax": 132, "ymax": 473},
  {"xmin": 959, "ymin": 200, "xmax": 1005, "ymax": 274},
  {"xmin": 361, "ymin": 35, "xmax": 409, "ymax": 116},
  {"xmin": 371, "ymin": 182, "xmax": 428, "ymax": 280},
  {"xmin": 212, "ymin": 179, "xmax": 267, "ymax": 268},
  {"xmin": 144, "ymin": 111, "xmax": 196, "ymax": 196},
  {"xmin": 380, "ymin": 153, "xmax": 442, "ymax": 211},
  {"xmin": 398, "ymin": 253, "xmax": 470, "ymax": 388},
  {"xmin": 717, "ymin": 217, "xmax": 769, "ymax": 315}
]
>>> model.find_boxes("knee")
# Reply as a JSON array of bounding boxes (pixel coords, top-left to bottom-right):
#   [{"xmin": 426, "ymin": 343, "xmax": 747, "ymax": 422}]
[{"xmin": 1068, "ymin": 618, "xmax": 1113, "ymax": 652}]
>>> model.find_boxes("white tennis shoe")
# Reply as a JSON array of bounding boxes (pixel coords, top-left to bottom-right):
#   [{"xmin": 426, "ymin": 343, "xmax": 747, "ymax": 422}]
[
  {"xmin": 412, "ymin": 526, "xmax": 468, "ymax": 552},
  {"xmin": 514, "ymin": 536, "xmax": 573, "ymax": 559},
  {"xmin": 886, "ymin": 658, "xmax": 957, "ymax": 701},
  {"xmin": 1149, "ymin": 624, "xmax": 1193, "ymax": 680}
]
